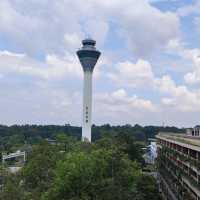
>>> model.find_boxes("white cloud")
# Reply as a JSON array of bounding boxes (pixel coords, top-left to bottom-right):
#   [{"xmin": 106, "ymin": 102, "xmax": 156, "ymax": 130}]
[
  {"xmin": 177, "ymin": 1, "xmax": 200, "ymax": 17},
  {"xmin": 108, "ymin": 51, "xmax": 200, "ymax": 113},
  {"xmin": 148, "ymin": 0, "xmax": 179, "ymax": 2},
  {"xmin": 108, "ymin": 59, "xmax": 154, "ymax": 88},
  {"xmin": 184, "ymin": 71, "xmax": 200, "ymax": 84},
  {"xmin": 0, "ymin": 50, "xmax": 82, "ymax": 79},
  {"xmin": 64, "ymin": 33, "xmax": 82, "ymax": 51},
  {"xmin": 156, "ymin": 75, "xmax": 200, "ymax": 112},
  {"xmin": 93, "ymin": 88, "xmax": 157, "ymax": 124},
  {"xmin": 194, "ymin": 16, "xmax": 200, "ymax": 33},
  {"xmin": 167, "ymin": 39, "xmax": 200, "ymax": 85},
  {"xmin": 95, "ymin": 89, "xmax": 157, "ymax": 112},
  {"xmin": 0, "ymin": 50, "xmax": 25, "ymax": 58},
  {"xmin": 110, "ymin": 1, "xmax": 180, "ymax": 56},
  {"xmin": 182, "ymin": 49, "xmax": 200, "ymax": 84},
  {"xmin": 0, "ymin": 85, "xmax": 82, "ymax": 125},
  {"xmin": 0, "ymin": 0, "xmax": 84, "ymax": 55},
  {"xmin": 0, "ymin": 0, "xmax": 180, "ymax": 57},
  {"xmin": 0, "ymin": 0, "xmax": 199, "ymax": 126},
  {"xmin": 83, "ymin": 19, "xmax": 109, "ymax": 47}
]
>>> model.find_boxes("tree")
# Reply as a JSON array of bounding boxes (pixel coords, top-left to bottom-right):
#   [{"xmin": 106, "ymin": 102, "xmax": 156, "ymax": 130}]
[
  {"xmin": 95, "ymin": 133, "xmax": 145, "ymax": 165},
  {"xmin": 56, "ymin": 133, "xmax": 77, "ymax": 152},
  {"xmin": 42, "ymin": 149, "xmax": 140, "ymax": 200},
  {"xmin": 136, "ymin": 175, "xmax": 161, "ymax": 200},
  {"xmin": 22, "ymin": 141, "xmax": 61, "ymax": 199},
  {"xmin": 0, "ymin": 172, "xmax": 26, "ymax": 200}
]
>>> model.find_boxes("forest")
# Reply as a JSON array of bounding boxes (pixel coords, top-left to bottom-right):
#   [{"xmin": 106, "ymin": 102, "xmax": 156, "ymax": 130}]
[
  {"xmin": 0, "ymin": 124, "xmax": 184, "ymax": 199},
  {"xmin": 1, "ymin": 133, "xmax": 162, "ymax": 200},
  {"xmin": 0, "ymin": 124, "xmax": 184, "ymax": 152}
]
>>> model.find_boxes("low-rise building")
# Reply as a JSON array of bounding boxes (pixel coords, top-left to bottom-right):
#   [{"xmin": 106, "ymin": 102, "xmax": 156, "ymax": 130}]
[
  {"xmin": 143, "ymin": 141, "xmax": 158, "ymax": 165},
  {"xmin": 156, "ymin": 131, "xmax": 200, "ymax": 200},
  {"xmin": 187, "ymin": 126, "xmax": 200, "ymax": 137}
]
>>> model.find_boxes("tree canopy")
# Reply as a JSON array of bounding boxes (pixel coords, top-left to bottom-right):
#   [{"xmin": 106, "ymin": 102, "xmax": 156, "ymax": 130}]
[
  {"xmin": 0, "ymin": 133, "xmax": 161, "ymax": 200},
  {"xmin": 0, "ymin": 124, "xmax": 184, "ymax": 153}
]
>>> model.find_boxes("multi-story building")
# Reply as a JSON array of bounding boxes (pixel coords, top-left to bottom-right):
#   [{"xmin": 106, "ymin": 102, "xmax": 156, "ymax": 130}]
[{"xmin": 156, "ymin": 130, "xmax": 200, "ymax": 200}]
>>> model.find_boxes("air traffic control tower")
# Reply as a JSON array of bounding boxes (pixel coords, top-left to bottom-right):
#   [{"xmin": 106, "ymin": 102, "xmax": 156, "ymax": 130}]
[{"xmin": 77, "ymin": 39, "xmax": 101, "ymax": 142}]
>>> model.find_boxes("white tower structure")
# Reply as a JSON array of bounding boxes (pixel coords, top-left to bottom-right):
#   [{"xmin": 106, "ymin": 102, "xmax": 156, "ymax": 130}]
[{"xmin": 77, "ymin": 39, "xmax": 101, "ymax": 142}]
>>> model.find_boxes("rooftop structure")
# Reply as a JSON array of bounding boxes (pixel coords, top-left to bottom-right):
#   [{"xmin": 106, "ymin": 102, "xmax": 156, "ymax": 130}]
[
  {"xmin": 158, "ymin": 132, "xmax": 200, "ymax": 149},
  {"xmin": 77, "ymin": 39, "xmax": 101, "ymax": 142},
  {"xmin": 2, "ymin": 150, "xmax": 26, "ymax": 165},
  {"xmin": 2, "ymin": 151, "xmax": 26, "ymax": 173},
  {"xmin": 187, "ymin": 126, "xmax": 200, "ymax": 137},
  {"xmin": 156, "ymin": 132, "xmax": 200, "ymax": 200}
]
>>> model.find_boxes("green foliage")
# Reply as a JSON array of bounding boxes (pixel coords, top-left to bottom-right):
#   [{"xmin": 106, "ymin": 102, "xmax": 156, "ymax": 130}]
[
  {"xmin": 1, "ymin": 132, "xmax": 162, "ymax": 200},
  {"xmin": 0, "ymin": 173, "xmax": 26, "ymax": 200},
  {"xmin": 42, "ymin": 149, "xmax": 140, "ymax": 200},
  {"xmin": 22, "ymin": 141, "xmax": 61, "ymax": 197},
  {"xmin": 56, "ymin": 133, "xmax": 78, "ymax": 152},
  {"xmin": 95, "ymin": 133, "xmax": 145, "ymax": 165},
  {"xmin": 0, "ymin": 124, "xmax": 184, "ymax": 152},
  {"xmin": 136, "ymin": 175, "xmax": 161, "ymax": 200}
]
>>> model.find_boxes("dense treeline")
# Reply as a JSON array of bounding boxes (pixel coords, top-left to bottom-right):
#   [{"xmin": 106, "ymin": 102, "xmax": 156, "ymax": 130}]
[
  {"xmin": 0, "ymin": 124, "xmax": 185, "ymax": 152},
  {"xmin": 0, "ymin": 133, "xmax": 162, "ymax": 200}
]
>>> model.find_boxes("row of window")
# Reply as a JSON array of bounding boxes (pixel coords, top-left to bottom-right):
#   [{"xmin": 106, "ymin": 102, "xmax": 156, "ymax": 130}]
[{"xmin": 86, "ymin": 106, "xmax": 88, "ymax": 123}]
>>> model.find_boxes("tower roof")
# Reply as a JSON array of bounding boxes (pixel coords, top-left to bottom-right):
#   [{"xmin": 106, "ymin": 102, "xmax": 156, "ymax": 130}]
[{"xmin": 82, "ymin": 39, "xmax": 96, "ymax": 46}]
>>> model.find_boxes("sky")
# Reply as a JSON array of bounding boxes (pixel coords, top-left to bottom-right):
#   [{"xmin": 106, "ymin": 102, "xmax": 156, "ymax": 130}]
[{"xmin": 0, "ymin": 0, "xmax": 200, "ymax": 127}]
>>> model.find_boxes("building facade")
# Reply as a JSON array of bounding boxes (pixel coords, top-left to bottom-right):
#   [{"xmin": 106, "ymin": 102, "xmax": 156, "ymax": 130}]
[
  {"xmin": 143, "ymin": 141, "xmax": 158, "ymax": 164},
  {"xmin": 187, "ymin": 126, "xmax": 200, "ymax": 137},
  {"xmin": 156, "ymin": 132, "xmax": 200, "ymax": 200}
]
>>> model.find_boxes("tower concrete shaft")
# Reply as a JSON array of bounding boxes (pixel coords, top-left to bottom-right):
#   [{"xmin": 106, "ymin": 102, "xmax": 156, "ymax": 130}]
[
  {"xmin": 77, "ymin": 39, "xmax": 101, "ymax": 142},
  {"xmin": 82, "ymin": 70, "xmax": 92, "ymax": 142}
]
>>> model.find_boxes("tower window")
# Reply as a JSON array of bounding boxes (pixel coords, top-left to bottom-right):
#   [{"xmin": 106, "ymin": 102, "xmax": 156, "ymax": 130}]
[{"xmin": 86, "ymin": 120, "xmax": 88, "ymax": 123}]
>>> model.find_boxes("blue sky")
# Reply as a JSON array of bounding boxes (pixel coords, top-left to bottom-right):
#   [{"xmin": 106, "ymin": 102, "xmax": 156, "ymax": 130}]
[{"xmin": 0, "ymin": 0, "xmax": 200, "ymax": 127}]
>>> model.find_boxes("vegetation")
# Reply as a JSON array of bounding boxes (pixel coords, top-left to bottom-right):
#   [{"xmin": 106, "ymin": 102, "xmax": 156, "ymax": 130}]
[
  {"xmin": 0, "ymin": 133, "xmax": 162, "ymax": 200},
  {"xmin": 0, "ymin": 124, "xmax": 184, "ymax": 153},
  {"xmin": 136, "ymin": 175, "xmax": 161, "ymax": 200}
]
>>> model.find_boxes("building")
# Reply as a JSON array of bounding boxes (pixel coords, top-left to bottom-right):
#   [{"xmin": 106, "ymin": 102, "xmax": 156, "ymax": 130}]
[
  {"xmin": 187, "ymin": 126, "xmax": 200, "ymax": 137},
  {"xmin": 77, "ymin": 39, "xmax": 101, "ymax": 142},
  {"xmin": 143, "ymin": 141, "xmax": 158, "ymax": 164},
  {"xmin": 2, "ymin": 150, "xmax": 26, "ymax": 173},
  {"xmin": 156, "ymin": 131, "xmax": 200, "ymax": 200},
  {"xmin": 2, "ymin": 150, "xmax": 26, "ymax": 165},
  {"xmin": 149, "ymin": 141, "xmax": 158, "ymax": 164},
  {"xmin": 45, "ymin": 138, "xmax": 58, "ymax": 145}
]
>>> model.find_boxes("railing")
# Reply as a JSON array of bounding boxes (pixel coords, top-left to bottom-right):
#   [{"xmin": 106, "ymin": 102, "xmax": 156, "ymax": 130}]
[
  {"xmin": 157, "ymin": 148, "xmax": 200, "ymax": 199},
  {"xmin": 2, "ymin": 151, "xmax": 26, "ymax": 164}
]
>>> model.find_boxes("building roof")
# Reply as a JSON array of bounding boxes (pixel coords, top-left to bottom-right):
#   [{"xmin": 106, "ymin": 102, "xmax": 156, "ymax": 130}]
[
  {"xmin": 82, "ymin": 39, "xmax": 96, "ymax": 46},
  {"xmin": 156, "ymin": 132, "xmax": 200, "ymax": 150}
]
